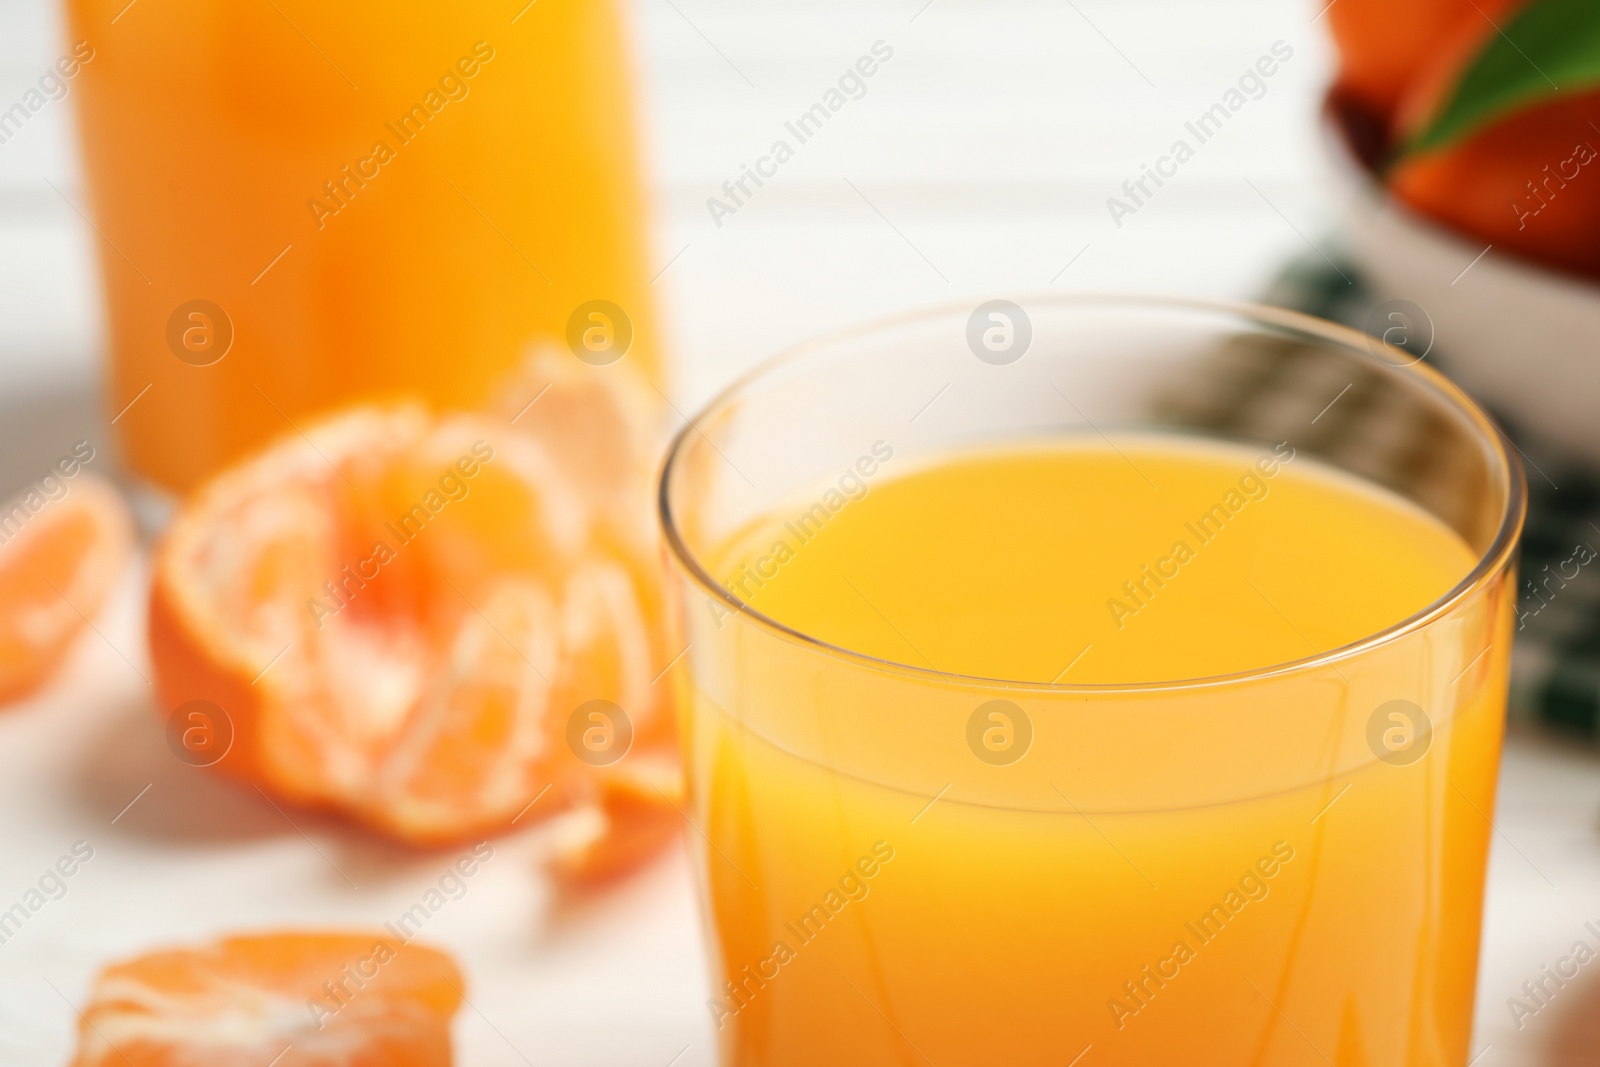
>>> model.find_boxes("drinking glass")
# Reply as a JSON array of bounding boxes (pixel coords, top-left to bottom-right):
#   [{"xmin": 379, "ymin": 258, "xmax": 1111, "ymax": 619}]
[{"xmin": 659, "ymin": 296, "xmax": 1523, "ymax": 1067}]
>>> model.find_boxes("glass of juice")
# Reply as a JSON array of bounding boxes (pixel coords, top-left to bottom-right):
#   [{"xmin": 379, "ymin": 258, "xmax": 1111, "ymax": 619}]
[
  {"xmin": 659, "ymin": 297, "xmax": 1524, "ymax": 1066},
  {"xmin": 66, "ymin": 0, "xmax": 659, "ymax": 493}
]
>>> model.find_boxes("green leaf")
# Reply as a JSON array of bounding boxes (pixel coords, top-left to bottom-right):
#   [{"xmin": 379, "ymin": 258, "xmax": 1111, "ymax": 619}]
[{"xmin": 1404, "ymin": 0, "xmax": 1600, "ymax": 156}]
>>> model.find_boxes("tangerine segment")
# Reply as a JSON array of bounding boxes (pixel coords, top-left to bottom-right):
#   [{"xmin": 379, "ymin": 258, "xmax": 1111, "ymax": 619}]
[
  {"xmin": 492, "ymin": 345, "xmax": 663, "ymax": 541},
  {"xmin": 150, "ymin": 403, "xmax": 669, "ymax": 844},
  {"xmin": 69, "ymin": 932, "xmax": 462, "ymax": 1067},
  {"xmin": 551, "ymin": 756, "xmax": 684, "ymax": 890},
  {"xmin": 0, "ymin": 472, "xmax": 133, "ymax": 704}
]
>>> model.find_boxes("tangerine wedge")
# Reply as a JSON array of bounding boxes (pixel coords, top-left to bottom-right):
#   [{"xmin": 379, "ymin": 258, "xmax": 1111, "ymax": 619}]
[
  {"xmin": 68, "ymin": 932, "xmax": 462, "ymax": 1067},
  {"xmin": 492, "ymin": 345, "xmax": 664, "ymax": 539},
  {"xmin": 550, "ymin": 755, "xmax": 684, "ymax": 890},
  {"xmin": 149, "ymin": 387, "xmax": 671, "ymax": 844},
  {"xmin": 0, "ymin": 470, "xmax": 133, "ymax": 704}
]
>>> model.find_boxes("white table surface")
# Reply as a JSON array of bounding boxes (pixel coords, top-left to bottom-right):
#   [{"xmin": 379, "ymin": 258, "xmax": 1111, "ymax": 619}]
[{"xmin": 1, "ymin": 1, "xmax": 1596, "ymax": 1064}]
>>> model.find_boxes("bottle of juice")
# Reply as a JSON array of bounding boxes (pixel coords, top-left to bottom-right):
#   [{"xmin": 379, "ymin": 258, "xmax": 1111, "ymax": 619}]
[{"xmin": 66, "ymin": 0, "xmax": 660, "ymax": 492}]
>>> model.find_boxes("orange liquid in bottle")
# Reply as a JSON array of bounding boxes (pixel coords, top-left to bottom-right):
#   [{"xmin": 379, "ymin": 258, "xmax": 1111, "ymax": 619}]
[{"xmin": 67, "ymin": 0, "xmax": 659, "ymax": 491}]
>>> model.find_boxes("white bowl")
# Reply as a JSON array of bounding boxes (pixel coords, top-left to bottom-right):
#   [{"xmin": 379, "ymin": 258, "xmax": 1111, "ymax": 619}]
[{"xmin": 1324, "ymin": 104, "xmax": 1600, "ymax": 462}]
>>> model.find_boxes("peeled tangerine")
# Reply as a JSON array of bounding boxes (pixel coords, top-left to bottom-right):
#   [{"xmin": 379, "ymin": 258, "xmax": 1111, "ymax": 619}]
[
  {"xmin": 69, "ymin": 933, "xmax": 462, "ymax": 1067},
  {"xmin": 149, "ymin": 350, "xmax": 680, "ymax": 852},
  {"xmin": 0, "ymin": 470, "xmax": 133, "ymax": 704}
]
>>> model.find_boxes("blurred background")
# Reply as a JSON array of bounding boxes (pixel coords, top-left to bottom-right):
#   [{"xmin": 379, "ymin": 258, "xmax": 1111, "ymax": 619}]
[
  {"xmin": 0, "ymin": 0, "xmax": 1331, "ymax": 452},
  {"xmin": 1, "ymin": 1, "xmax": 1598, "ymax": 1064}
]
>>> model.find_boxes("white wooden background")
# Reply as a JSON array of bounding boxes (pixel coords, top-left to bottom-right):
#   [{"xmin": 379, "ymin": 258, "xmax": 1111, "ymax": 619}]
[{"xmin": 1, "ymin": 1, "xmax": 1597, "ymax": 1064}]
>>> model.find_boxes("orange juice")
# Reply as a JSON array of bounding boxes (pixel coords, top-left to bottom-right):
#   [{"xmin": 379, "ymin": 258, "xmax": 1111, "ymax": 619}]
[
  {"xmin": 681, "ymin": 438, "xmax": 1510, "ymax": 1066},
  {"xmin": 67, "ymin": 0, "xmax": 658, "ymax": 491}
]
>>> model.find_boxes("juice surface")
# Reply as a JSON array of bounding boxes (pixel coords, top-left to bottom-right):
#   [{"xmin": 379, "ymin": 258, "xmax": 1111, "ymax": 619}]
[
  {"xmin": 679, "ymin": 437, "xmax": 1511, "ymax": 1067},
  {"xmin": 717, "ymin": 438, "xmax": 1478, "ymax": 683}
]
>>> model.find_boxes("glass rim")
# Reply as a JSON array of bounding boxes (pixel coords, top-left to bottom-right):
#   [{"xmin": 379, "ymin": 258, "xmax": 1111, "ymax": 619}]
[{"xmin": 657, "ymin": 293, "xmax": 1528, "ymax": 695}]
